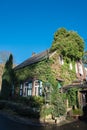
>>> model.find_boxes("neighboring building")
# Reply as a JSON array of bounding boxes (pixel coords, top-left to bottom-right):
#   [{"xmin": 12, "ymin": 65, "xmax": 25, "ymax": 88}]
[{"xmin": 14, "ymin": 50, "xmax": 86, "ymax": 97}]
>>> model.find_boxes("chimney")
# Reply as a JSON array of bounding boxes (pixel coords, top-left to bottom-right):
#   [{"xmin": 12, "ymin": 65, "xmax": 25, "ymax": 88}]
[{"xmin": 32, "ymin": 52, "xmax": 36, "ymax": 57}]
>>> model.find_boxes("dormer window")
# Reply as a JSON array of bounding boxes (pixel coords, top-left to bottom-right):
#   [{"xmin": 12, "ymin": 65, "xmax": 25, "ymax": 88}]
[{"xmin": 59, "ymin": 55, "xmax": 64, "ymax": 65}]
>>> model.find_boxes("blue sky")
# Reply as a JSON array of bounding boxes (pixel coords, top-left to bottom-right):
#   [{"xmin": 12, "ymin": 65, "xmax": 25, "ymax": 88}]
[{"xmin": 0, "ymin": 0, "xmax": 87, "ymax": 64}]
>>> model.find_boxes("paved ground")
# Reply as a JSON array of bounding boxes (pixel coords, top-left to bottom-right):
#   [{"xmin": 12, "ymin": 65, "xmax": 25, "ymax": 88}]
[
  {"xmin": 0, "ymin": 110, "xmax": 45, "ymax": 126},
  {"xmin": 0, "ymin": 110, "xmax": 87, "ymax": 130}
]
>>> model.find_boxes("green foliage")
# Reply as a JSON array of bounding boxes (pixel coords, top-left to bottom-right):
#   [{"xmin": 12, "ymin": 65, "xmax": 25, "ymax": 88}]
[
  {"xmin": 61, "ymin": 61, "xmax": 76, "ymax": 85},
  {"xmin": 15, "ymin": 27, "xmax": 84, "ymax": 93},
  {"xmin": 50, "ymin": 27, "xmax": 84, "ymax": 60},
  {"xmin": 51, "ymin": 86, "xmax": 66, "ymax": 117},
  {"xmin": 1, "ymin": 54, "xmax": 15, "ymax": 99},
  {"xmin": 40, "ymin": 105, "xmax": 52, "ymax": 118},
  {"xmin": 13, "ymin": 27, "xmax": 84, "ymax": 118},
  {"xmin": 11, "ymin": 96, "xmax": 44, "ymax": 108},
  {"xmin": 5, "ymin": 54, "xmax": 13, "ymax": 70},
  {"xmin": 0, "ymin": 100, "xmax": 40, "ymax": 118},
  {"xmin": 73, "ymin": 108, "xmax": 83, "ymax": 115},
  {"xmin": 82, "ymin": 51, "xmax": 87, "ymax": 64},
  {"xmin": 66, "ymin": 88, "xmax": 78, "ymax": 108},
  {"xmin": 16, "ymin": 59, "xmax": 57, "ymax": 87}
]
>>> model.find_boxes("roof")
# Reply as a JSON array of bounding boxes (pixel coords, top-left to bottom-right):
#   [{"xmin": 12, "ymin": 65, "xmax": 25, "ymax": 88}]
[{"xmin": 14, "ymin": 50, "xmax": 49, "ymax": 70}]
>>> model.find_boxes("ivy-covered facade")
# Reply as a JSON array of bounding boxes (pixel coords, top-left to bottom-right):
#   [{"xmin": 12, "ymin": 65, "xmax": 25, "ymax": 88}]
[
  {"xmin": 13, "ymin": 28, "xmax": 87, "ymax": 111},
  {"xmin": 14, "ymin": 50, "xmax": 51, "ymax": 97},
  {"xmin": 14, "ymin": 49, "xmax": 86, "ymax": 98}
]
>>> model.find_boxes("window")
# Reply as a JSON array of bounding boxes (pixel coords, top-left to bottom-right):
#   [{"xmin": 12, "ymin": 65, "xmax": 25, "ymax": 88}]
[
  {"xmin": 20, "ymin": 84, "xmax": 23, "ymax": 96},
  {"xmin": 59, "ymin": 55, "xmax": 64, "ymax": 65},
  {"xmin": 35, "ymin": 80, "xmax": 39, "ymax": 96},
  {"xmin": 39, "ymin": 81, "xmax": 42, "ymax": 96},
  {"xmin": 27, "ymin": 83, "xmax": 32, "ymax": 96},
  {"xmin": 35, "ymin": 87, "xmax": 38, "ymax": 96},
  {"xmin": 34, "ymin": 80, "xmax": 43, "ymax": 96},
  {"xmin": 24, "ymin": 87, "xmax": 27, "ymax": 96}
]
